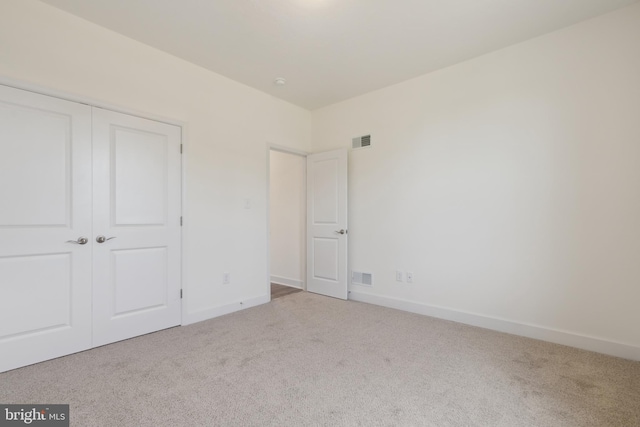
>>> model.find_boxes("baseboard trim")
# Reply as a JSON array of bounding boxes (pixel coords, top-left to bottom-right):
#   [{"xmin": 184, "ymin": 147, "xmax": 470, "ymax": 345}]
[
  {"xmin": 270, "ymin": 275, "xmax": 304, "ymax": 289},
  {"xmin": 183, "ymin": 294, "xmax": 270, "ymax": 325},
  {"xmin": 349, "ymin": 290, "xmax": 640, "ymax": 361}
]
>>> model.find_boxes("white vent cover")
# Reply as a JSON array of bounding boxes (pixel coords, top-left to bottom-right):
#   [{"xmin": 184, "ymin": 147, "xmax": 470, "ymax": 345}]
[
  {"xmin": 352, "ymin": 134, "xmax": 371, "ymax": 149},
  {"xmin": 352, "ymin": 271, "xmax": 373, "ymax": 286}
]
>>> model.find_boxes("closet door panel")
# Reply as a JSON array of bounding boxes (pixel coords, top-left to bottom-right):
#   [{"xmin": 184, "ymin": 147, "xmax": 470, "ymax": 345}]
[
  {"xmin": 92, "ymin": 108, "xmax": 181, "ymax": 347},
  {"xmin": 0, "ymin": 85, "xmax": 92, "ymax": 373}
]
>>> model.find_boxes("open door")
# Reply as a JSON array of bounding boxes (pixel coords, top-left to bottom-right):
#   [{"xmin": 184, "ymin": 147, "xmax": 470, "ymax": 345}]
[{"xmin": 306, "ymin": 149, "xmax": 348, "ymax": 300}]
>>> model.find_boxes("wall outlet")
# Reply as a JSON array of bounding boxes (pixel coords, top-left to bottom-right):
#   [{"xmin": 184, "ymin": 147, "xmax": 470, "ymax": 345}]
[
  {"xmin": 396, "ymin": 270, "xmax": 403, "ymax": 282},
  {"xmin": 223, "ymin": 272, "xmax": 230, "ymax": 284},
  {"xmin": 406, "ymin": 272, "xmax": 413, "ymax": 283}
]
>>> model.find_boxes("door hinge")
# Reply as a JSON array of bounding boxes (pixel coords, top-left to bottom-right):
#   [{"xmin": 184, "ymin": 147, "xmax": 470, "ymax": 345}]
[
  {"xmin": 180, "ymin": 216, "xmax": 183, "ymax": 226},
  {"xmin": 180, "ymin": 144, "xmax": 183, "ymax": 154},
  {"xmin": 180, "ymin": 289, "xmax": 183, "ymax": 299}
]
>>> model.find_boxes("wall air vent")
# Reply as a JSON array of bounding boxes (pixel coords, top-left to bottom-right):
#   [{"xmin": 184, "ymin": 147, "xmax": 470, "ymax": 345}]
[
  {"xmin": 352, "ymin": 271, "xmax": 373, "ymax": 286},
  {"xmin": 352, "ymin": 134, "xmax": 371, "ymax": 149}
]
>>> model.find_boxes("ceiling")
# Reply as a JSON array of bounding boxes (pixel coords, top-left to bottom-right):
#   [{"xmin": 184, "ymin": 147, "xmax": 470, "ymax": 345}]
[{"xmin": 39, "ymin": 0, "xmax": 638, "ymax": 110}]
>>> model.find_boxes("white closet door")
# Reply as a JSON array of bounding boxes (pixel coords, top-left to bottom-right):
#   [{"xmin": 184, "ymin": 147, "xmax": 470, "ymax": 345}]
[
  {"xmin": 91, "ymin": 108, "xmax": 182, "ymax": 347},
  {"xmin": 0, "ymin": 85, "xmax": 92, "ymax": 372}
]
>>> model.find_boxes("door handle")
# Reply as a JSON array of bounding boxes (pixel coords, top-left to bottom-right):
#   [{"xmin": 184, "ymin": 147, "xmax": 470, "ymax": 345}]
[
  {"xmin": 66, "ymin": 237, "xmax": 88, "ymax": 245},
  {"xmin": 96, "ymin": 235, "xmax": 117, "ymax": 244},
  {"xmin": 334, "ymin": 229, "xmax": 347, "ymax": 235}
]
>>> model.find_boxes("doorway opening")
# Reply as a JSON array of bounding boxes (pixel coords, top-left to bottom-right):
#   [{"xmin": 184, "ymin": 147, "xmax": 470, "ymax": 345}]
[{"xmin": 268, "ymin": 148, "xmax": 307, "ymax": 300}]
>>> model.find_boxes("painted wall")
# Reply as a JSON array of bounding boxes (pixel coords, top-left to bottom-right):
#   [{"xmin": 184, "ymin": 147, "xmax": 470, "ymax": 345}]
[
  {"xmin": 3, "ymin": 0, "xmax": 639, "ymax": 359},
  {"xmin": 0, "ymin": 0, "xmax": 311, "ymax": 323},
  {"xmin": 269, "ymin": 150, "xmax": 306, "ymax": 289},
  {"xmin": 312, "ymin": 4, "xmax": 640, "ymax": 357}
]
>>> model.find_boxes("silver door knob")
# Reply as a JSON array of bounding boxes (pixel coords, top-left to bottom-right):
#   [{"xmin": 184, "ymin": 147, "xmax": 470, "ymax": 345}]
[
  {"xmin": 66, "ymin": 237, "xmax": 88, "ymax": 245},
  {"xmin": 96, "ymin": 235, "xmax": 116, "ymax": 243},
  {"xmin": 334, "ymin": 229, "xmax": 347, "ymax": 235}
]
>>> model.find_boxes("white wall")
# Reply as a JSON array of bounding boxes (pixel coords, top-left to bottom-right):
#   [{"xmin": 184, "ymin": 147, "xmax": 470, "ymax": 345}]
[
  {"xmin": 312, "ymin": 4, "xmax": 640, "ymax": 359},
  {"xmin": 0, "ymin": 0, "xmax": 311, "ymax": 323},
  {"xmin": 3, "ymin": 0, "xmax": 638, "ymax": 360},
  {"xmin": 269, "ymin": 150, "xmax": 306, "ymax": 288}
]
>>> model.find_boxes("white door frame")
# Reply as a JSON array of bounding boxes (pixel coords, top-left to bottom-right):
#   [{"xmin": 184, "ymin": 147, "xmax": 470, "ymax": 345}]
[
  {"xmin": 266, "ymin": 144, "xmax": 309, "ymax": 299},
  {"xmin": 0, "ymin": 76, "xmax": 188, "ymax": 325}
]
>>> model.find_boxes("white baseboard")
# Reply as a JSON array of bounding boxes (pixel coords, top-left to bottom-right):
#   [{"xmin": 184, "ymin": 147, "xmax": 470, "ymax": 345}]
[
  {"xmin": 183, "ymin": 294, "xmax": 270, "ymax": 325},
  {"xmin": 270, "ymin": 275, "xmax": 304, "ymax": 289},
  {"xmin": 349, "ymin": 290, "xmax": 640, "ymax": 361}
]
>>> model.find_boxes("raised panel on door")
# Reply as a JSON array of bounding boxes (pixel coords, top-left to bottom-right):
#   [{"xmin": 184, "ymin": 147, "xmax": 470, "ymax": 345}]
[
  {"xmin": 307, "ymin": 149, "xmax": 348, "ymax": 300},
  {"xmin": 0, "ymin": 84, "xmax": 92, "ymax": 373},
  {"xmin": 92, "ymin": 108, "xmax": 181, "ymax": 347}
]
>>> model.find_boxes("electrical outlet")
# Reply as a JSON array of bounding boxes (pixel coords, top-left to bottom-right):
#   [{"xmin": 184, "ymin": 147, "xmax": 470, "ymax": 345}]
[
  {"xmin": 396, "ymin": 270, "xmax": 403, "ymax": 282},
  {"xmin": 406, "ymin": 272, "xmax": 413, "ymax": 283},
  {"xmin": 223, "ymin": 272, "xmax": 230, "ymax": 284}
]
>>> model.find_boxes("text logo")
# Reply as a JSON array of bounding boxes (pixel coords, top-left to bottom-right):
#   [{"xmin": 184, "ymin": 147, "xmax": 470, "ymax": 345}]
[{"xmin": 0, "ymin": 405, "xmax": 68, "ymax": 427}]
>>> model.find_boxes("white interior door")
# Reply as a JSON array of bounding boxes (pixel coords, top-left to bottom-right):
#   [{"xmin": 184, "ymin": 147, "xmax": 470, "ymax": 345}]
[
  {"xmin": 0, "ymin": 85, "xmax": 92, "ymax": 372},
  {"xmin": 306, "ymin": 149, "xmax": 348, "ymax": 300},
  {"xmin": 92, "ymin": 108, "xmax": 182, "ymax": 347}
]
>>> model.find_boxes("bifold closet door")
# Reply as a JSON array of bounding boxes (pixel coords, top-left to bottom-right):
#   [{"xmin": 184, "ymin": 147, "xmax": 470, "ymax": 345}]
[
  {"xmin": 91, "ymin": 108, "xmax": 182, "ymax": 347},
  {"xmin": 0, "ymin": 85, "xmax": 93, "ymax": 372}
]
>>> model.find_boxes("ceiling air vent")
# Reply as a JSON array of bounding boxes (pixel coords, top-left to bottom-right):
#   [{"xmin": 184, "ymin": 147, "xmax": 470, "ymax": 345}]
[{"xmin": 352, "ymin": 134, "xmax": 371, "ymax": 149}]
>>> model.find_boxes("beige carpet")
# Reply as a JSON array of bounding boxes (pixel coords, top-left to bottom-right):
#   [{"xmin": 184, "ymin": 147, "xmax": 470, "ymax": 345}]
[{"xmin": 1, "ymin": 292, "xmax": 639, "ymax": 426}]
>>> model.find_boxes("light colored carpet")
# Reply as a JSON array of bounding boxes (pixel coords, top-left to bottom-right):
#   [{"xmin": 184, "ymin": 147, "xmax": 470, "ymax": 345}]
[{"xmin": 0, "ymin": 292, "xmax": 639, "ymax": 426}]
